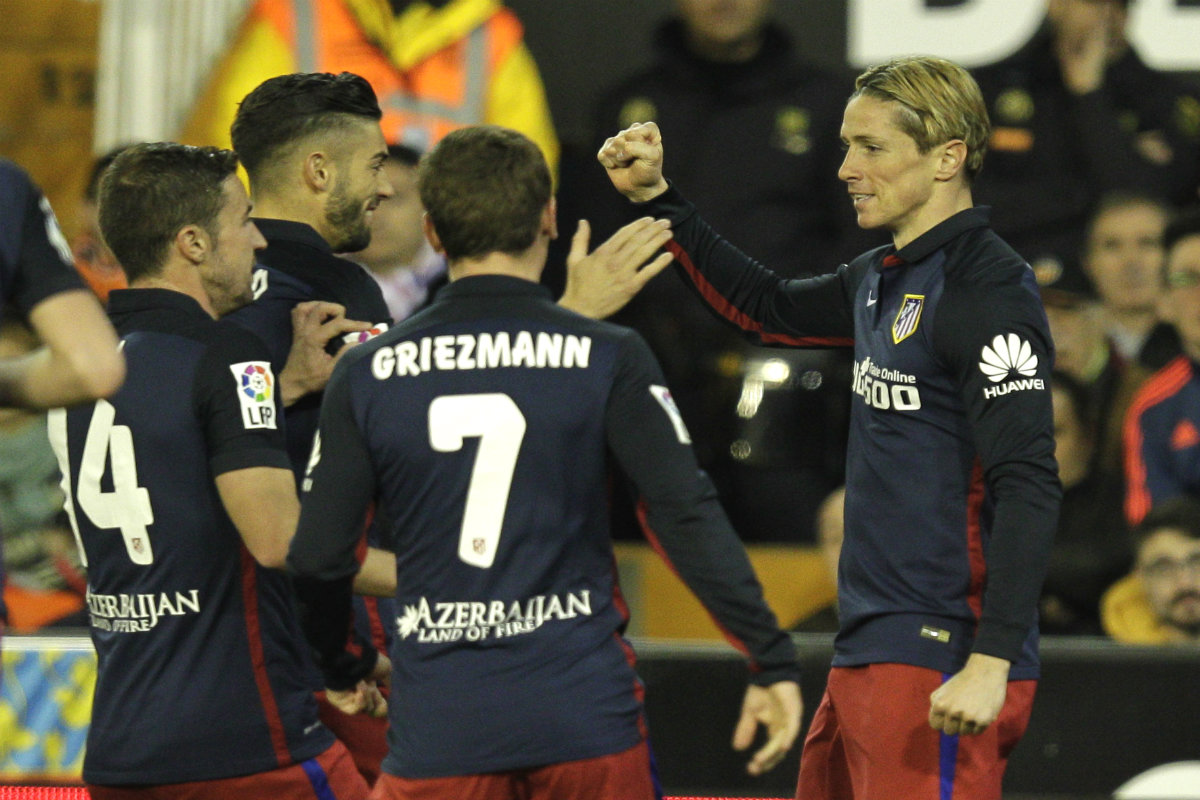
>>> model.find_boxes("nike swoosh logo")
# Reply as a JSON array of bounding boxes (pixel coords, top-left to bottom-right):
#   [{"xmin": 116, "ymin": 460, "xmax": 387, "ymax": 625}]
[{"xmin": 866, "ymin": 294, "xmax": 877, "ymax": 307}]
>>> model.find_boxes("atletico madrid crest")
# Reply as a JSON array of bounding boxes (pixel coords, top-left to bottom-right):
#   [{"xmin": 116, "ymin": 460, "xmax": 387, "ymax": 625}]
[{"xmin": 892, "ymin": 294, "xmax": 924, "ymax": 344}]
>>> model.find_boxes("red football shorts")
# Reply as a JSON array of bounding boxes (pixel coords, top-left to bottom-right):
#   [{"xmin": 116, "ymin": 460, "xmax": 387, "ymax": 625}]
[
  {"xmin": 369, "ymin": 739, "xmax": 657, "ymax": 800},
  {"xmin": 795, "ymin": 663, "xmax": 1036, "ymax": 800},
  {"xmin": 87, "ymin": 739, "xmax": 369, "ymax": 800},
  {"xmin": 317, "ymin": 689, "xmax": 390, "ymax": 785}
]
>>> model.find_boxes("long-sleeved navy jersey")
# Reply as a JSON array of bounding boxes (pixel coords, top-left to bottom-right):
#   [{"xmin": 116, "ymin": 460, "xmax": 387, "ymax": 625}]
[
  {"xmin": 643, "ymin": 185, "xmax": 1060, "ymax": 679},
  {"xmin": 288, "ymin": 275, "xmax": 799, "ymax": 778},
  {"xmin": 0, "ymin": 159, "xmax": 87, "ymax": 624},
  {"xmin": 227, "ymin": 217, "xmax": 397, "ymax": 664},
  {"xmin": 48, "ymin": 289, "xmax": 333, "ymax": 784}
]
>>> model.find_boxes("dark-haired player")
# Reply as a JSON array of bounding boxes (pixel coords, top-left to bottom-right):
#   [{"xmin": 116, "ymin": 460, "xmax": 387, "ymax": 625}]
[
  {"xmin": 49, "ymin": 142, "xmax": 375, "ymax": 800},
  {"xmin": 226, "ymin": 71, "xmax": 686, "ymax": 783},
  {"xmin": 288, "ymin": 125, "xmax": 803, "ymax": 800}
]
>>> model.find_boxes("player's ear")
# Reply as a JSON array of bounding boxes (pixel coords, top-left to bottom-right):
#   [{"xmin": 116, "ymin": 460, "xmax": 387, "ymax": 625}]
[
  {"xmin": 303, "ymin": 150, "xmax": 333, "ymax": 194},
  {"xmin": 935, "ymin": 140, "xmax": 967, "ymax": 183},
  {"xmin": 542, "ymin": 198, "xmax": 558, "ymax": 241},
  {"xmin": 174, "ymin": 223, "xmax": 209, "ymax": 265},
  {"xmin": 422, "ymin": 213, "xmax": 445, "ymax": 255}
]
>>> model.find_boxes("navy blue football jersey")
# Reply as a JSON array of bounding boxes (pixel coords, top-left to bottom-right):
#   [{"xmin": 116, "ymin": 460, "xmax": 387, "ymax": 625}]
[
  {"xmin": 227, "ymin": 218, "xmax": 396, "ymax": 660},
  {"xmin": 289, "ymin": 275, "xmax": 798, "ymax": 778},
  {"xmin": 0, "ymin": 159, "xmax": 87, "ymax": 623},
  {"xmin": 48, "ymin": 289, "xmax": 333, "ymax": 784},
  {"xmin": 644, "ymin": 185, "xmax": 1060, "ymax": 679}
]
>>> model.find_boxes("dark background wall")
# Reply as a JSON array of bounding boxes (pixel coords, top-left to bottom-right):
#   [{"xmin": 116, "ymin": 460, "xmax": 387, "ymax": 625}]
[
  {"xmin": 507, "ymin": 0, "xmax": 1200, "ymax": 150},
  {"xmin": 637, "ymin": 636, "xmax": 1200, "ymax": 798},
  {"xmin": 507, "ymin": 0, "xmax": 847, "ymax": 147}
]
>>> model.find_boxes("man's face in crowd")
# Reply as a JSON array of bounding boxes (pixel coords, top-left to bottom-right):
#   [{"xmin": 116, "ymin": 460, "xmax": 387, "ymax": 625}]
[
  {"xmin": 203, "ymin": 175, "xmax": 267, "ymax": 317},
  {"xmin": 1138, "ymin": 527, "xmax": 1200, "ymax": 638},
  {"xmin": 675, "ymin": 0, "xmax": 772, "ymax": 48},
  {"xmin": 1083, "ymin": 202, "xmax": 1167, "ymax": 316},
  {"xmin": 354, "ymin": 159, "xmax": 427, "ymax": 268},
  {"xmin": 325, "ymin": 120, "xmax": 394, "ymax": 253},
  {"xmin": 1162, "ymin": 234, "xmax": 1200, "ymax": 359}
]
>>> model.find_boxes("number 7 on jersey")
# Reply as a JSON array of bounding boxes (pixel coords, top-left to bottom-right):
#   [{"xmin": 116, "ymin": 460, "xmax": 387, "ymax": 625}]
[{"xmin": 428, "ymin": 393, "xmax": 526, "ymax": 569}]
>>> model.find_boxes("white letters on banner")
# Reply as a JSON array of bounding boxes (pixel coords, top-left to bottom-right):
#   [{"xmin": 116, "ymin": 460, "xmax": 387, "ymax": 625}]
[{"xmin": 848, "ymin": 0, "xmax": 1200, "ymax": 70}]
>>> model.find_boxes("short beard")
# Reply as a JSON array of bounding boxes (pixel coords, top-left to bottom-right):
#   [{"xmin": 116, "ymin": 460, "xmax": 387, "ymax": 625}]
[{"xmin": 326, "ymin": 184, "xmax": 372, "ymax": 253}]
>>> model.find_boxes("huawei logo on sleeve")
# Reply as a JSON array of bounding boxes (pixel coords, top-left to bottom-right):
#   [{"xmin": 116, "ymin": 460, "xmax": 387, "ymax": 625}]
[{"xmin": 979, "ymin": 334, "xmax": 1044, "ymax": 399}]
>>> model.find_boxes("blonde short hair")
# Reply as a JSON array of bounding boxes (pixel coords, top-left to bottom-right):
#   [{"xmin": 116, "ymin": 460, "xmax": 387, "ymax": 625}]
[{"xmin": 853, "ymin": 56, "xmax": 991, "ymax": 181}]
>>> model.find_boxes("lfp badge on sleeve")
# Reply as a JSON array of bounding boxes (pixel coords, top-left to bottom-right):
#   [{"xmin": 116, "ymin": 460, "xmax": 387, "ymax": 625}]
[{"xmin": 230, "ymin": 361, "xmax": 277, "ymax": 430}]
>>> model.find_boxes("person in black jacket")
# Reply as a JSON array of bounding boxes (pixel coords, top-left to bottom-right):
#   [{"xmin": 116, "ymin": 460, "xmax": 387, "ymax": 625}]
[
  {"xmin": 563, "ymin": 0, "xmax": 864, "ymax": 542},
  {"xmin": 972, "ymin": 0, "xmax": 1200, "ymax": 281}
]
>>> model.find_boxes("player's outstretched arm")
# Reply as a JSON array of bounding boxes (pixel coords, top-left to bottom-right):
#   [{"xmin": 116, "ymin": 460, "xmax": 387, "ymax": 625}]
[
  {"xmin": 557, "ymin": 217, "xmax": 674, "ymax": 320},
  {"xmin": 216, "ymin": 466, "xmax": 299, "ymax": 569},
  {"xmin": 0, "ymin": 289, "xmax": 125, "ymax": 409},
  {"xmin": 597, "ymin": 121, "xmax": 671, "ymax": 203},
  {"xmin": 733, "ymin": 680, "xmax": 803, "ymax": 776},
  {"xmin": 278, "ymin": 300, "xmax": 373, "ymax": 406},
  {"xmin": 928, "ymin": 652, "xmax": 1010, "ymax": 736}
]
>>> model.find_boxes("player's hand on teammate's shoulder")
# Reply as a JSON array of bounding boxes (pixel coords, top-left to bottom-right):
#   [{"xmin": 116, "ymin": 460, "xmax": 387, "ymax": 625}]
[
  {"xmin": 279, "ymin": 301, "xmax": 373, "ymax": 405},
  {"xmin": 928, "ymin": 652, "xmax": 1010, "ymax": 736},
  {"xmin": 558, "ymin": 217, "xmax": 674, "ymax": 320},
  {"xmin": 597, "ymin": 121, "xmax": 671, "ymax": 203},
  {"xmin": 732, "ymin": 679, "xmax": 803, "ymax": 777}
]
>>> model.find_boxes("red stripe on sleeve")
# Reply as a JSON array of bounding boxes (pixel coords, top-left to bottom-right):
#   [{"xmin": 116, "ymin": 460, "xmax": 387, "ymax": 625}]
[
  {"xmin": 239, "ymin": 547, "xmax": 292, "ymax": 765},
  {"xmin": 965, "ymin": 460, "xmax": 987, "ymax": 621},
  {"xmin": 634, "ymin": 497, "xmax": 754, "ymax": 665},
  {"xmin": 667, "ymin": 242, "xmax": 853, "ymax": 349}
]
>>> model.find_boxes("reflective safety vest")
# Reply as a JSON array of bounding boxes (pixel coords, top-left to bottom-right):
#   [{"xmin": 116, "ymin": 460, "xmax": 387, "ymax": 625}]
[
  {"xmin": 180, "ymin": 0, "xmax": 558, "ymax": 172},
  {"xmin": 257, "ymin": 0, "xmax": 521, "ymax": 153}
]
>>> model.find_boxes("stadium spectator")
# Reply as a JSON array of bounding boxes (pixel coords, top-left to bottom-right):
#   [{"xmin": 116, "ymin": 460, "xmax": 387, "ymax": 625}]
[
  {"xmin": 287, "ymin": 125, "xmax": 802, "ymax": 798},
  {"xmin": 71, "ymin": 146, "xmax": 129, "ymax": 301},
  {"xmin": 1038, "ymin": 239, "xmax": 1150, "ymax": 481},
  {"xmin": 180, "ymin": 0, "xmax": 558, "ymax": 173},
  {"xmin": 1080, "ymin": 191, "xmax": 1180, "ymax": 371},
  {"xmin": 52, "ymin": 142, "xmax": 377, "ymax": 800},
  {"xmin": 1040, "ymin": 372, "xmax": 1131, "ymax": 635},
  {"xmin": 561, "ymin": 0, "xmax": 860, "ymax": 541},
  {"xmin": 0, "ymin": 158, "xmax": 124, "ymax": 633},
  {"xmin": 1101, "ymin": 496, "xmax": 1200, "ymax": 644},
  {"xmin": 346, "ymin": 143, "xmax": 448, "ymax": 322},
  {"xmin": 972, "ymin": 0, "xmax": 1200, "ymax": 280},
  {"xmin": 598, "ymin": 55, "xmax": 1060, "ymax": 797},
  {"xmin": 1124, "ymin": 208, "xmax": 1200, "ymax": 526}
]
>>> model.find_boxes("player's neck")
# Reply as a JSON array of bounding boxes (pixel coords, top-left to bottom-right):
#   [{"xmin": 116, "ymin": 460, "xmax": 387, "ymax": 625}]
[
  {"xmin": 130, "ymin": 269, "xmax": 218, "ymax": 319},
  {"xmin": 892, "ymin": 184, "xmax": 974, "ymax": 251},
  {"xmin": 248, "ymin": 192, "xmax": 324, "ymax": 238},
  {"xmin": 448, "ymin": 252, "xmax": 544, "ymax": 284}
]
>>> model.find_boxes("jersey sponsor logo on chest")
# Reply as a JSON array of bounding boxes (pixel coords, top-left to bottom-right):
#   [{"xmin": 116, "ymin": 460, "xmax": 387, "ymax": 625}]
[
  {"xmin": 396, "ymin": 590, "xmax": 594, "ymax": 644},
  {"xmin": 852, "ymin": 356, "xmax": 922, "ymax": 411}
]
